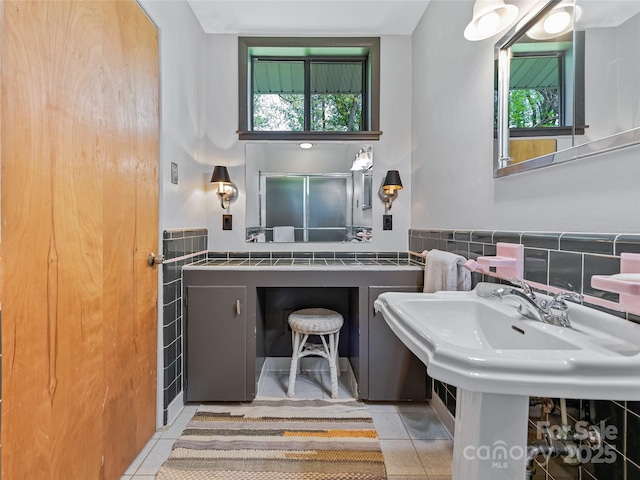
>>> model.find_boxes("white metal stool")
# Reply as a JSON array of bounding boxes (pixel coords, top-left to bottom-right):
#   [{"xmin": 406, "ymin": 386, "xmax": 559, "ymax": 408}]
[{"xmin": 287, "ymin": 308, "xmax": 344, "ymax": 399}]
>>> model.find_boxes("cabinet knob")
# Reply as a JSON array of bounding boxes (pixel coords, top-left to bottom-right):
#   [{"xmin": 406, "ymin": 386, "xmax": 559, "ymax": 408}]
[{"xmin": 236, "ymin": 299, "xmax": 241, "ymax": 315}]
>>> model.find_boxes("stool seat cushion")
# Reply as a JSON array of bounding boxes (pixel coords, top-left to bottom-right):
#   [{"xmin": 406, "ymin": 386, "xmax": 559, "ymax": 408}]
[{"xmin": 288, "ymin": 308, "xmax": 344, "ymax": 335}]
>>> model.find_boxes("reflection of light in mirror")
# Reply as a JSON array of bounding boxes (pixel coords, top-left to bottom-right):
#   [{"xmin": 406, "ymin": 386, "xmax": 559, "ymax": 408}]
[
  {"xmin": 525, "ymin": 4, "xmax": 582, "ymax": 40},
  {"xmin": 299, "ymin": 142, "xmax": 313, "ymax": 149},
  {"xmin": 350, "ymin": 144, "xmax": 373, "ymax": 171},
  {"xmin": 544, "ymin": 10, "xmax": 570, "ymax": 34}
]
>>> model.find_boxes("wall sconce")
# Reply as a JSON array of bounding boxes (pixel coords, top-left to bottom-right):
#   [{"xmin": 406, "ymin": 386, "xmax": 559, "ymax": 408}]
[
  {"xmin": 464, "ymin": 0, "xmax": 518, "ymax": 41},
  {"xmin": 350, "ymin": 144, "xmax": 373, "ymax": 171},
  {"xmin": 379, "ymin": 170, "xmax": 403, "ymax": 231},
  {"xmin": 210, "ymin": 165, "xmax": 238, "ymax": 210},
  {"xmin": 380, "ymin": 170, "xmax": 403, "ymax": 210}
]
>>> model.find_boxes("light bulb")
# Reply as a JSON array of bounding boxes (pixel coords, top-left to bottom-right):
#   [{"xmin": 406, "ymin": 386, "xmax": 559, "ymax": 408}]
[{"xmin": 477, "ymin": 11, "xmax": 500, "ymax": 36}]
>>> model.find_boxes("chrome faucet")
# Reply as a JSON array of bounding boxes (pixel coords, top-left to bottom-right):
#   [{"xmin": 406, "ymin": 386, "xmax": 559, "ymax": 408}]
[
  {"xmin": 491, "ymin": 280, "xmax": 583, "ymax": 327},
  {"xmin": 540, "ymin": 292, "xmax": 584, "ymax": 328},
  {"xmin": 491, "ymin": 287, "xmax": 549, "ymax": 323}
]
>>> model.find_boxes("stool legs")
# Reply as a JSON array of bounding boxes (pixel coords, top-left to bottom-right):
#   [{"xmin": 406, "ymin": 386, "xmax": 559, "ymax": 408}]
[
  {"xmin": 287, "ymin": 330, "xmax": 340, "ymax": 399},
  {"xmin": 325, "ymin": 331, "xmax": 340, "ymax": 399},
  {"xmin": 287, "ymin": 331, "xmax": 307, "ymax": 398}
]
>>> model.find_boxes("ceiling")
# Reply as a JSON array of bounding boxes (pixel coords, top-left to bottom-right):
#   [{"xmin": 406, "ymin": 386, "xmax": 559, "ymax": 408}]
[{"xmin": 186, "ymin": 0, "xmax": 432, "ymax": 35}]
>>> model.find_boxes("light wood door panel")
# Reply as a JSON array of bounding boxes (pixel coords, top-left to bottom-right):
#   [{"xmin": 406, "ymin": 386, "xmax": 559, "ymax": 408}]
[{"xmin": 1, "ymin": 1, "xmax": 159, "ymax": 478}]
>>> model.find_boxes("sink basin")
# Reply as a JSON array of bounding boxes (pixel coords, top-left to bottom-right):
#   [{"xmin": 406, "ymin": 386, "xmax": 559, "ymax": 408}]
[
  {"xmin": 374, "ymin": 283, "xmax": 640, "ymax": 400},
  {"xmin": 375, "ymin": 282, "xmax": 640, "ymax": 480}
]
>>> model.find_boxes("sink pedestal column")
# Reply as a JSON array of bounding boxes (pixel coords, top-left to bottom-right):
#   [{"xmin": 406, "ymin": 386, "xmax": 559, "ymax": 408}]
[{"xmin": 452, "ymin": 389, "xmax": 529, "ymax": 480}]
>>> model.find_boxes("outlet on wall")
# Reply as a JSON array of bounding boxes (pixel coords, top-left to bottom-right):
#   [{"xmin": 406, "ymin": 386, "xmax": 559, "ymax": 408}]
[
  {"xmin": 222, "ymin": 214, "xmax": 232, "ymax": 230},
  {"xmin": 383, "ymin": 214, "xmax": 393, "ymax": 230},
  {"xmin": 170, "ymin": 162, "xmax": 178, "ymax": 184}
]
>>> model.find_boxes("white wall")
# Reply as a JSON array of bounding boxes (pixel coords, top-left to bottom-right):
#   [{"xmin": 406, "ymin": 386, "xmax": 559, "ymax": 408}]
[
  {"xmin": 411, "ymin": 0, "xmax": 640, "ymax": 234},
  {"xmin": 582, "ymin": 12, "xmax": 640, "ymax": 143},
  {"xmin": 203, "ymin": 34, "xmax": 413, "ymax": 251},
  {"xmin": 139, "ymin": 0, "xmax": 208, "ymax": 232}
]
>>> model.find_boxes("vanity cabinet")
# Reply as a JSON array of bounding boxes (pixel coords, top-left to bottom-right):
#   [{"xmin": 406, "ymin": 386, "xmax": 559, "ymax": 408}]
[
  {"xmin": 185, "ymin": 285, "xmax": 247, "ymax": 402},
  {"xmin": 183, "ymin": 264, "xmax": 424, "ymax": 403},
  {"xmin": 369, "ymin": 286, "xmax": 428, "ymax": 401}
]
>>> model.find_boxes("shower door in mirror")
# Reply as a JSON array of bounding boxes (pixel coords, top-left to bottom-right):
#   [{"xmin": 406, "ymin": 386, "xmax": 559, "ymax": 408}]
[{"xmin": 263, "ymin": 174, "xmax": 350, "ymax": 243}]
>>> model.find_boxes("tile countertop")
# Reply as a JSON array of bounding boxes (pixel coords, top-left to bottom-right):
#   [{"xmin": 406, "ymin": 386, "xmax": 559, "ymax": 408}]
[{"xmin": 183, "ymin": 258, "xmax": 423, "ymax": 271}]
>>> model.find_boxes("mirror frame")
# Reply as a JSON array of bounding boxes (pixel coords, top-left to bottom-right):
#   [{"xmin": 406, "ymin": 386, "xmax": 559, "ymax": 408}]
[{"xmin": 493, "ymin": 0, "xmax": 640, "ymax": 177}]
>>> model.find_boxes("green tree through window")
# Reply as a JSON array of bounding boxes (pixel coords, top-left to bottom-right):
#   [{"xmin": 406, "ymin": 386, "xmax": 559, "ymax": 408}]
[
  {"xmin": 509, "ymin": 88, "xmax": 559, "ymax": 128},
  {"xmin": 252, "ymin": 59, "xmax": 364, "ymax": 132}
]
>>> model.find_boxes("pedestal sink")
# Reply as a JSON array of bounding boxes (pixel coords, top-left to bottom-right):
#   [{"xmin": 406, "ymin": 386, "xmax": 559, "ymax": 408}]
[{"xmin": 374, "ymin": 283, "xmax": 640, "ymax": 480}]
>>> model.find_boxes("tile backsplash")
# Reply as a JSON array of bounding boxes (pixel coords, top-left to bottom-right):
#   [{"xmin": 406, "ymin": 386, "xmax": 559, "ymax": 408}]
[
  {"xmin": 161, "ymin": 228, "xmax": 208, "ymax": 423},
  {"xmin": 409, "ymin": 228, "xmax": 640, "ymax": 480}
]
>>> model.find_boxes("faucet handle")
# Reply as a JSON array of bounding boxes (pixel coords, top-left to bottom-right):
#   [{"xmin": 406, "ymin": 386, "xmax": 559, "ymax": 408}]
[
  {"xmin": 546, "ymin": 291, "xmax": 583, "ymax": 326},
  {"xmin": 509, "ymin": 278, "xmax": 536, "ymax": 299},
  {"xmin": 550, "ymin": 291, "xmax": 583, "ymax": 307}
]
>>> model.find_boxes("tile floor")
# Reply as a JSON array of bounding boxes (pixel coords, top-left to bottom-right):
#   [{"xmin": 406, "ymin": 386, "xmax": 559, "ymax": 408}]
[{"xmin": 121, "ymin": 370, "xmax": 454, "ymax": 480}]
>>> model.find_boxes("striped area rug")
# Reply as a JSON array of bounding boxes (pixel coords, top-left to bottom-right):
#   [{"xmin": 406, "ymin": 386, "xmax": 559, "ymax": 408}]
[{"xmin": 156, "ymin": 398, "xmax": 387, "ymax": 480}]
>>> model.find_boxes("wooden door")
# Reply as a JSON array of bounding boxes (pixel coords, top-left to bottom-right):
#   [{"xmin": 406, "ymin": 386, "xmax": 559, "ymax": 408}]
[
  {"xmin": 185, "ymin": 286, "xmax": 247, "ymax": 402},
  {"xmin": 0, "ymin": 1, "xmax": 159, "ymax": 478}
]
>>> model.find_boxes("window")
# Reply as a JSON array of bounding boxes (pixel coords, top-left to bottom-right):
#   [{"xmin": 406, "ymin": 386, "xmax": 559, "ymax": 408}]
[
  {"xmin": 238, "ymin": 37, "xmax": 381, "ymax": 141},
  {"xmin": 509, "ymin": 52, "xmax": 564, "ymax": 129}
]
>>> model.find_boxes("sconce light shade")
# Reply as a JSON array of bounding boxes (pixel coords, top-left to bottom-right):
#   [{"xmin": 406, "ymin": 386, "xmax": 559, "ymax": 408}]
[
  {"xmin": 382, "ymin": 170, "xmax": 403, "ymax": 194},
  {"xmin": 380, "ymin": 170, "xmax": 403, "ymax": 211},
  {"xmin": 464, "ymin": 0, "xmax": 519, "ymax": 41},
  {"xmin": 211, "ymin": 165, "xmax": 232, "ymax": 184},
  {"xmin": 210, "ymin": 165, "xmax": 238, "ymax": 210},
  {"xmin": 523, "ymin": 3, "xmax": 582, "ymax": 40}
]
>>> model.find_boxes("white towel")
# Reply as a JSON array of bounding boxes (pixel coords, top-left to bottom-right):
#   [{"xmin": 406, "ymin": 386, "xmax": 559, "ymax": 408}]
[
  {"xmin": 273, "ymin": 226, "xmax": 295, "ymax": 242},
  {"xmin": 423, "ymin": 249, "xmax": 471, "ymax": 293}
]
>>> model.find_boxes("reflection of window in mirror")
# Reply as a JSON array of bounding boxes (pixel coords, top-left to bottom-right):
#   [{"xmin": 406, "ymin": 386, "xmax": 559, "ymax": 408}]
[
  {"xmin": 496, "ymin": 32, "xmax": 585, "ymax": 139},
  {"xmin": 510, "ymin": 52, "xmax": 565, "ymax": 128}
]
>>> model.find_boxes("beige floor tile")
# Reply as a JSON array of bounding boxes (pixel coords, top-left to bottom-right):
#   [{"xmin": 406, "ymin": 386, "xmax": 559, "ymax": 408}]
[
  {"xmin": 371, "ymin": 411, "xmax": 411, "ymax": 440},
  {"xmin": 413, "ymin": 439, "xmax": 454, "ymax": 476},
  {"xmin": 380, "ymin": 439, "xmax": 428, "ymax": 476}
]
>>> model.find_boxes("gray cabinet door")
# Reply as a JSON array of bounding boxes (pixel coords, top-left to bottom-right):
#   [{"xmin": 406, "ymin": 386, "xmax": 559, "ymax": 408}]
[
  {"xmin": 185, "ymin": 286, "xmax": 247, "ymax": 401},
  {"xmin": 368, "ymin": 286, "xmax": 428, "ymax": 401}
]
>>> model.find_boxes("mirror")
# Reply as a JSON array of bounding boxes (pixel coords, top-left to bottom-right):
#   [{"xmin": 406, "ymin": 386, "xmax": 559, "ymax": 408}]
[
  {"xmin": 494, "ymin": 0, "xmax": 640, "ymax": 177},
  {"xmin": 245, "ymin": 143, "xmax": 373, "ymax": 243}
]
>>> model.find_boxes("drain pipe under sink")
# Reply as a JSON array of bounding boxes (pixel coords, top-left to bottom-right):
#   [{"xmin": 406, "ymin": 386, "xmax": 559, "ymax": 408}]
[{"xmin": 525, "ymin": 439, "xmax": 576, "ymax": 479}]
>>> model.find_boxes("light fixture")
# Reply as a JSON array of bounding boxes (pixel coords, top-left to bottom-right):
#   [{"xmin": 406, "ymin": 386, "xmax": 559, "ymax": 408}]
[
  {"xmin": 299, "ymin": 142, "xmax": 313, "ymax": 149},
  {"xmin": 379, "ymin": 170, "xmax": 403, "ymax": 211},
  {"xmin": 464, "ymin": 0, "xmax": 519, "ymax": 41},
  {"xmin": 523, "ymin": 3, "xmax": 582, "ymax": 40},
  {"xmin": 350, "ymin": 145, "xmax": 373, "ymax": 171},
  {"xmin": 210, "ymin": 165, "xmax": 238, "ymax": 210}
]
